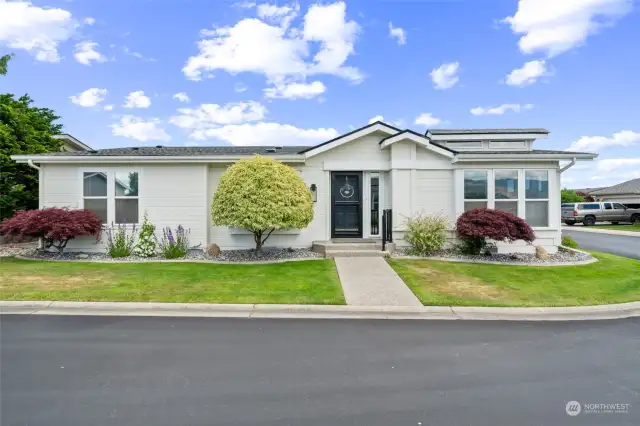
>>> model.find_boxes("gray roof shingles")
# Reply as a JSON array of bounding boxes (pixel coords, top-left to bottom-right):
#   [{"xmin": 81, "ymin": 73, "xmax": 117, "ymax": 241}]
[
  {"xmin": 42, "ymin": 146, "xmax": 311, "ymax": 156},
  {"xmin": 458, "ymin": 149, "xmax": 590, "ymax": 155},
  {"xmin": 590, "ymin": 178, "xmax": 640, "ymax": 195}
]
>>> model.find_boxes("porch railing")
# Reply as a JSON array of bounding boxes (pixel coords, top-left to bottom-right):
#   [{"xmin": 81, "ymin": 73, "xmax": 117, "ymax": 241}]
[{"xmin": 381, "ymin": 209, "xmax": 393, "ymax": 251}]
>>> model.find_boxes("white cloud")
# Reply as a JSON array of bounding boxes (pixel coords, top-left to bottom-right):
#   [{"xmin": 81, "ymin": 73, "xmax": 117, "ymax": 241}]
[
  {"xmin": 430, "ymin": 62, "xmax": 459, "ymax": 90},
  {"xmin": 414, "ymin": 113, "xmax": 442, "ymax": 127},
  {"xmin": 189, "ymin": 122, "xmax": 338, "ymax": 146},
  {"xmin": 596, "ymin": 158, "xmax": 640, "ymax": 172},
  {"xmin": 84, "ymin": 17, "xmax": 95, "ymax": 25},
  {"xmin": 103, "ymin": 104, "xmax": 113, "ymax": 111},
  {"xmin": 368, "ymin": 115, "xmax": 384, "ymax": 124},
  {"xmin": 173, "ymin": 92, "xmax": 190, "ymax": 103},
  {"xmin": 111, "ymin": 116, "xmax": 171, "ymax": 142},
  {"xmin": 182, "ymin": 1, "xmax": 362, "ymax": 86},
  {"xmin": 471, "ymin": 103, "xmax": 534, "ymax": 116},
  {"xmin": 123, "ymin": 91, "xmax": 151, "ymax": 109},
  {"xmin": 123, "ymin": 46, "xmax": 156, "ymax": 62},
  {"xmin": 503, "ymin": 0, "xmax": 632, "ymax": 58},
  {"xmin": 70, "ymin": 88, "xmax": 108, "ymax": 107},
  {"xmin": 567, "ymin": 130, "xmax": 640, "ymax": 152},
  {"xmin": 235, "ymin": 82, "xmax": 248, "ymax": 92},
  {"xmin": 74, "ymin": 41, "xmax": 107, "ymax": 65},
  {"xmin": 169, "ymin": 101, "xmax": 267, "ymax": 132},
  {"xmin": 388, "ymin": 22, "xmax": 406, "ymax": 45},
  {"xmin": 0, "ymin": 0, "xmax": 77, "ymax": 62},
  {"xmin": 505, "ymin": 60, "xmax": 550, "ymax": 86},
  {"xmin": 257, "ymin": 3, "xmax": 299, "ymax": 28},
  {"xmin": 264, "ymin": 80, "xmax": 326, "ymax": 99}
]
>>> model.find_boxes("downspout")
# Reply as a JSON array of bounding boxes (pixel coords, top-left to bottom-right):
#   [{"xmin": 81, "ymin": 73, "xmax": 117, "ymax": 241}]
[
  {"xmin": 559, "ymin": 157, "xmax": 576, "ymax": 173},
  {"xmin": 26, "ymin": 159, "xmax": 43, "ymax": 249},
  {"xmin": 27, "ymin": 159, "xmax": 41, "ymax": 171}
]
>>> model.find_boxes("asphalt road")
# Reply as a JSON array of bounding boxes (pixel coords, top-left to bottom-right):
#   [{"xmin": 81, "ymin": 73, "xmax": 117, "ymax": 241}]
[
  {"xmin": 562, "ymin": 228, "xmax": 640, "ymax": 260},
  {"xmin": 2, "ymin": 316, "xmax": 639, "ymax": 426}
]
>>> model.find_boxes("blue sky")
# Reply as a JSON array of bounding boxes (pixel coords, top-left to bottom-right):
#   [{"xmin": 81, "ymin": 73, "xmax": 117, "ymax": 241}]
[{"xmin": 1, "ymin": 0, "xmax": 639, "ymax": 188}]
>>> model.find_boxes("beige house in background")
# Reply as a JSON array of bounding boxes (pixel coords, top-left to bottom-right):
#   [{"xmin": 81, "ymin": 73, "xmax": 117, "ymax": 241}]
[{"xmin": 13, "ymin": 122, "xmax": 597, "ymax": 254}]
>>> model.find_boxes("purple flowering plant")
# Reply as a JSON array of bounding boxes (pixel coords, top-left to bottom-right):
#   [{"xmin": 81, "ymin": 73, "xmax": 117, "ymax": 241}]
[{"xmin": 156, "ymin": 225, "xmax": 190, "ymax": 259}]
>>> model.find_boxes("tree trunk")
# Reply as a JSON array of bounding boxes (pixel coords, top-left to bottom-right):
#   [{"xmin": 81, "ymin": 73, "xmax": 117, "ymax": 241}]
[{"xmin": 253, "ymin": 228, "xmax": 276, "ymax": 255}]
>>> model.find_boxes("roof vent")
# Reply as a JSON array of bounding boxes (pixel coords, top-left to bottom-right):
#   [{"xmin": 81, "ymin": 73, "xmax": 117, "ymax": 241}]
[
  {"xmin": 89, "ymin": 150, "xmax": 98, "ymax": 154},
  {"xmin": 274, "ymin": 146, "xmax": 283, "ymax": 149},
  {"xmin": 265, "ymin": 148, "xmax": 277, "ymax": 153},
  {"xmin": 155, "ymin": 145, "xmax": 163, "ymax": 148},
  {"xmin": 131, "ymin": 147, "xmax": 140, "ymax": 151}
]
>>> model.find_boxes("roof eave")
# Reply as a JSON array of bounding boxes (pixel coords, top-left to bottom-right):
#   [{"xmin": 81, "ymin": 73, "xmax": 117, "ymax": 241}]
[
  {"xmin": 11, "ymin": 154, "xmax": 307, "ymax": 164},
  {"xmin": 455, "ymin": 153, "xmax": 597, "ymax": 162}
]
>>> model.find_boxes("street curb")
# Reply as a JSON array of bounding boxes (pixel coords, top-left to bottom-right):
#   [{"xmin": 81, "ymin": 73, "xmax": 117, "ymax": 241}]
[
  {"xmin": 562, "ymin": 227, "xmax": 640, "ymax": 237},
  {"xmin": 1, "ymin": 301, "xmax": 639, "ymax": 321}
]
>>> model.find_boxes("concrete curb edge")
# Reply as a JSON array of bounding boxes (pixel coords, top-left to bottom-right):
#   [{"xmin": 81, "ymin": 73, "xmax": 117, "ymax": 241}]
[{"xmin": 1, "ymin": 300, "xmax": 639, "ymax": 321}]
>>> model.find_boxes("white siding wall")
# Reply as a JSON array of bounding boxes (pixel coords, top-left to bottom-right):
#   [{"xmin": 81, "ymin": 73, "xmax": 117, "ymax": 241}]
[{"xmin": 41, "ymin": 164, "xmax": 208, "ymax": 252}]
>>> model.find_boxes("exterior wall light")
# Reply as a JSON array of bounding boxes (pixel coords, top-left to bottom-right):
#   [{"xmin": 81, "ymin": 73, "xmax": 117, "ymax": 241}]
[{"xmin": 310, "ymin": 184, "xmax": 317, "ymax": 202}]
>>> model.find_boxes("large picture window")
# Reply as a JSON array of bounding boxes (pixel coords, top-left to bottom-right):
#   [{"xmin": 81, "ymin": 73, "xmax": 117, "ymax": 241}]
[
  {"xmin": 464, "ymin": 170, "xmax": 488, "ymax": 212},
  {"xmin": 459, "ymin": 168, "xmax": 552, "ymax": 228},
  {"xmin": 82, "ymin": 170, "xmax": 140, "ymax": 225},
  {"xmin": 525, "ymin": 170, "xmax": 549, "ymax": 227}
]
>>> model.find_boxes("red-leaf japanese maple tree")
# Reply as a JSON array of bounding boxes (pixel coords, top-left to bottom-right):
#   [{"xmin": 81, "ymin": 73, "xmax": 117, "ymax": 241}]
[
  {"xmin": 0, "ymin": 208, "xmax": 102, "ymax": 253},
  {"xmin": 455, "ymin": 208, "xmax": 535, "ymax": 255}
]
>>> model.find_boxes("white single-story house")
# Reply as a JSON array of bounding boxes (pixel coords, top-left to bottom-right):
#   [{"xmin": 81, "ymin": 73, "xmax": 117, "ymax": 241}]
[
  {"xmin": 589, "ymin": 178, "xmax": 640, "ymax": 205},
  {"xmin": 12, "ymin": 121, "xmax": 597, "ymax": 254}
]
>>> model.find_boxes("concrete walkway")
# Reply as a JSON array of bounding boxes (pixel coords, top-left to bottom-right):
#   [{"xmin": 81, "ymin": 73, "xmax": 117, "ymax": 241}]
[{"xmin": 334, "ymin": 257, "xmax": 422, "ymax": 306}]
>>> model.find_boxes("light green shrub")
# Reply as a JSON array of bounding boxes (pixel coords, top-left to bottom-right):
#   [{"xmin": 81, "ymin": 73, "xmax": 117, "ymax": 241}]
[
  {"xmin": 211, "ymin": 155, "xmax": 313, "ymax": 252},
  {"xmin": 404, "ymin": 213, "xmax": 448, "ymax": 256}
]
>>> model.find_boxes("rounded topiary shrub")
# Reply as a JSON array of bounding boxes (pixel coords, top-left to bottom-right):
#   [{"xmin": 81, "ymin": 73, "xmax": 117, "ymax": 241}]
[
  {"xmin": 211, "ymin": 155, "xmax": 313, "ymax": 252},
  {"xmin": 455, "ymin": 208, "xmax": 535, "ymax": 255}
]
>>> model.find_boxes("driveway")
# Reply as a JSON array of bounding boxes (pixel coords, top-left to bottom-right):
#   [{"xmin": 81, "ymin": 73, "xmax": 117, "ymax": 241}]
[
  {"xmin": 563, "ymin": 229, "xmax": 640, "ymax": 260},
  {"xmin": 2, "ymin": 316, "xmax": 639, "ymax": 426}
]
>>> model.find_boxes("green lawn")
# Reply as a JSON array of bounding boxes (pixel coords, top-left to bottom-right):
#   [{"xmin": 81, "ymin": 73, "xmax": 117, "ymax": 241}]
[
  {"xmin": 594, "ymin": 224, "xmax": 640, "ymax": 232},
  {"xmin": 0, "ymin": 258, "xmax": 345, "ymax": 305},
  {"xmin": 388, "ymin": 252, "xmax": 640, "ymax": 307}
]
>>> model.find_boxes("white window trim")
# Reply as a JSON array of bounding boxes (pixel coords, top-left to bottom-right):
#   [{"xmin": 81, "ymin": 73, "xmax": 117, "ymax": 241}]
[
  {"xmin": 79, "ymin": 168, "xmax": 142, "ymax": 225},
  {"xmin": 459, "ymin": 168, "xmax": 553, "ymax": 229}
]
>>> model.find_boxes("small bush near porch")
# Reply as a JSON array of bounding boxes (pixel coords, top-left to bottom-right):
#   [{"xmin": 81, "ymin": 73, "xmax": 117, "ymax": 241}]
[
  {"xmin": 388, "ymin": 252, "xmax": 640, "ymax": 307},
  {"xmin": 0, "ymin": 259, "xmax": 345, "ymax": 305}
]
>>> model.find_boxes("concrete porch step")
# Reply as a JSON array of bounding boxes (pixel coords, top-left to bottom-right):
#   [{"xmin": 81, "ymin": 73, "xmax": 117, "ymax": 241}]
[{"xmin": 323, "ymin": 250, "xmax": 392, "ymax": 258}]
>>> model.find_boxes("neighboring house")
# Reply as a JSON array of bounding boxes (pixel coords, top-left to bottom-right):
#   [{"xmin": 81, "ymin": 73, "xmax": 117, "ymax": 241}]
[
  {"xmin": 53, "ymin": 134, "xmax": 92, "ymax": 152},
  {"xmin": 12, "ymin": 121, "xmax": 597, "ymax": 254},
  {"xmin": 590, "ymin": 178, "xmax": 640, "ymax": 205}
]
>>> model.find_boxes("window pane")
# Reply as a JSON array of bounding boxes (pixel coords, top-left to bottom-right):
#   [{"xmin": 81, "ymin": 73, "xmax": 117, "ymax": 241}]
[
  {"xmin": 495, "ymin": 170, "xmax": 518, "ymax": 200},
  {"xmin": 604, "ymin": 203, "xmax": 612, "ymax": 210},
  {"xmin": 464, "ymin": 170, "xmax": 487, "ymax": 199},
  {"xmin": 525, "ymin": 170, "xmax": 548, "ymax": 199},
  {"xmin": 115, "ymin": 199, "xmax": 139, "ymax": 224},
  {"xmin": 526, "ymin": 201, "xmax": 548, "ymax": 227},
  {"xmin": 370, "ymin": 176, "xmax": 379, "ymax": 236},
  {"xmin": 115, "ymin": 172, "xmax": 139, "ymax": 196},
  {"xmin": 613, "ymin": 203, "xmax": 626, "ymax": 210},
  {"xmin": 464, "ymin": 201, "xmax": 487, "ymax": 212},
  {"xmin": 84, "ymin": 199, "xmax": 108, "ymax": 223},
  {"xmin": 83, "ymin": 172, "xmax": 107, "ymax": 197},
  {"xmin": 495, "ymin": 201, "xmax": 518, "ymax": 216}
]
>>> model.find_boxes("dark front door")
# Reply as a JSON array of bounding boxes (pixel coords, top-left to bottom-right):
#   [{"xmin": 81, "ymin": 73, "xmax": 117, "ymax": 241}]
[{"xmin": 331, "ymin": 172, "xmax": 362, "ymax": 238}]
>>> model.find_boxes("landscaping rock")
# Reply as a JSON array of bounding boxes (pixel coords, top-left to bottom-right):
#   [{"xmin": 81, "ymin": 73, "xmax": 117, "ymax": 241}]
[
  {"xmin": 76, "ymin": 254, "xmax": 89, "ymax": 259},
  {"xmin": 535, "ymin": 246, "xmax": 550, "ymax": 260},
  {"xmin": 206, "ymin": 243, "xmax": 221, "ymax": 258}
]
